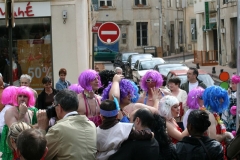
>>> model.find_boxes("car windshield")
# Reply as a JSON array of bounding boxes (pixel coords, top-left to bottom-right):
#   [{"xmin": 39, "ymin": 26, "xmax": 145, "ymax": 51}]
[
  {"xmin": 122, "ymin": 53, "xmax": 137, "ymax": 61},
  {"xmin": 159, "ymin": 66, "xmax": 188, "ymax": 76},
  {"xmin": 131, "ymin": 55, "xmax": 152, "ymax": 64},
  {"xmin": 177, "ymin": 74, "xmax": 214, "ymax": 87}
]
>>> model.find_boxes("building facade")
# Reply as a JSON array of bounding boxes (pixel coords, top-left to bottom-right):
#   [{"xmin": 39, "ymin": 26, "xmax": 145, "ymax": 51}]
[{"xmin": 0, "ymin": 0, "xmax": 92, "ymax": 92}]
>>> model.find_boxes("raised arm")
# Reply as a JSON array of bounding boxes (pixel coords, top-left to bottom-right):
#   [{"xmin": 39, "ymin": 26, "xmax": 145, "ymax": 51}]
[{"xmin": 109, "ymin": 74, "xmax": 123, "ymax": 101}]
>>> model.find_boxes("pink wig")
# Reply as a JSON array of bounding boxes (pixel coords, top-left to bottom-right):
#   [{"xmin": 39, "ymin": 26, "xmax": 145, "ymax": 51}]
[
  {"xmin": 78, "ymin": 69, "xmax": 101, "ymax": 91},
  {"xmin": 187, "ymin": 87, "xmax": 205, "ymax": 109},
  {"xmin": 13, "ymin": 86, "xmax": 35, "ymax": 107},
  {"xmin": 231, "ymin": 75, "xmax": 240, "ymax": 84},
  {"xmin": 140, "ymin": 70, "xmax": 163, "ymax": 91},
  {"xmin": 230, "ymin": 106, "xmax": 237, "ymax": 116},
  {"xmin": 1, "ymin": 86, "xmax": 18, "ymax": 105},
  {"xmin": 69, "ymin": 84, "xmax": 84, "ymax": 94}
]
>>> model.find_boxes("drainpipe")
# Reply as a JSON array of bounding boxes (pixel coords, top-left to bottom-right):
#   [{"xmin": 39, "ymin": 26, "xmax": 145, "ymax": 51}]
[{"xmin": 217, "ymin": 0, "xmax": 222, "ymax": 65}]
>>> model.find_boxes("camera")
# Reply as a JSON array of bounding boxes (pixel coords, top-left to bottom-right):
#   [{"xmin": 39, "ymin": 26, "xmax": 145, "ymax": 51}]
[{"xmin": 46, "ymin": 105, "xmax": 57, "ymax": 119}]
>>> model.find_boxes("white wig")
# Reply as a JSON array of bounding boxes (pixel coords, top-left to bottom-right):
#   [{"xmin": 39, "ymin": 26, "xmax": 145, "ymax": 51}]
[{"xmin": 159, "ymin": 95, "xmax": 179, "ymax": 120}]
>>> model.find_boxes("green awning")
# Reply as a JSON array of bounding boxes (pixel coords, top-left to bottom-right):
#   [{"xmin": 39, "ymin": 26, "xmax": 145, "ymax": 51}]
[{"xmin": 202, "ymin": 23, "xmax": 217, "ymax": 31}]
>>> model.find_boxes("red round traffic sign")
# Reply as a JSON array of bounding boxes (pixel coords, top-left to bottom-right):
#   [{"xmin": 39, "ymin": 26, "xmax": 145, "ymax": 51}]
[{"xmin": 98, "ymin": 22, "xmax": 121, "ymax": 44}]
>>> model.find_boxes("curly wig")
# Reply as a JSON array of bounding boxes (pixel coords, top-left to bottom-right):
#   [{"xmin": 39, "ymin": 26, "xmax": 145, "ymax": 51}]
[
  {"xmin": 231, "ymin": 75, "xmax": 240, "ymax": 84},
  {"xmin": 202, "ymin": 86, "xmax": 229, "ymax": 113},
  {"xmin": 102, "ymin": 79, "xmax": 139, "ymax": 103},
  {"xmin": 158, "ymin": 95, "xmax": 179, "ymax": 120},
  {"xmin": 13, "ymin": 86, "xmax": 35, "ymax": 107},
  {"xmin": 68, "ymin": 84, "xmax": 84, "ymax": 94},
  {"xmin": 1, "ymin": 86, "xmax": 18, "ymax": 105},
  {"xmin": 187, "ymin": 87, "xmax": 205, "ymax": 109},
  {"xmin": 140, "ymin": 70, "xmax": 163, "ymax": 91},
  {"xmin": 78, "ymin": 69, "xmax": 101, "ymax": 91},
  {"xmin": 98, "ymin": 70, "xmax": 115, "ymax": 95}
]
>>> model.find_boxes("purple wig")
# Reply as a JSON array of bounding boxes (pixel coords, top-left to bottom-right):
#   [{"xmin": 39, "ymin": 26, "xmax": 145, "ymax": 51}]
[
  {"xmin": 202, "ymin": 86, "xmax": 229, "ymax": 114},
  {"xmin": 231, "ymin": 75, "xmax": 240, "ymax": 84},
  {"xmin": 102, "ymin": 79, "xmax": 139, "ymax": 103},
  {"xmin": 68, "ymin": 84, "xmax": 84, "ymax": 94},
  {"xmin": 78, "ymin": 69, "xmax": 101, "ymax": 91},
  {"xmin": 186, "ymin": 87, "xmax": 205, "ymax": 109},
  {"xmin": 140, "ymin": 70, "xmax": 163, "ymax": 91},
  {"xmin": 13, "ymin": 86, "xmax": 35, "ymax": 107},
  {"xmin": 1, "ymin": 86, "xmax": 18, "ymax": 105}
]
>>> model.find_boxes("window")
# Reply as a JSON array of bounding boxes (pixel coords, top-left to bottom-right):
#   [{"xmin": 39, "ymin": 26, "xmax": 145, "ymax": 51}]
[
  {"xmin": 136, "ymin": 22, "xmax": 148, "ymax": 46},
  {"xmin": 188, "ymin": 0, "xmax": 193, "ymax": 5},
  {"xmin": 99, "ymin": 0, "xmax": 112, "ymax": 7},
  {"xmin": 135, "ymin": 0, "xmax": 147, "ymax": 6},
  {"xmin": 223, "ymin": 0, "xmax": 228, "ymax": 4},
  {"xmin": 190, "ymin": 19, "xmax": 197, "ymax": 41},
  {"xmin": 179, "ymin": 21, "xmax": 183, "ymax": 44},
  {"xmin": 167, "ymin": 0, "xmax": 171, "ymax": 7}
]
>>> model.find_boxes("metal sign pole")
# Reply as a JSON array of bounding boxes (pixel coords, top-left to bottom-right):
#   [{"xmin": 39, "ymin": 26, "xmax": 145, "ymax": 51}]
[{"xmin": 236, "ymin": 0, "xmax": 240, "ymax": 130}]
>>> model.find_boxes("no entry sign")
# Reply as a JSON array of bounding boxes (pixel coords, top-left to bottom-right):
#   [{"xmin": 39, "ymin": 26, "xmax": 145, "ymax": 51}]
[{"xmin": 98, "ymin": 22, "xmax": 121, "ymax": 44}]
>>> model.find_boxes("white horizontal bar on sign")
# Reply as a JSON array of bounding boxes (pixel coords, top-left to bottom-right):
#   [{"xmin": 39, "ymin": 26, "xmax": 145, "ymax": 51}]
[{"xmin": 101, "ymin": 31, "xmax": 117, "ymax": 35}]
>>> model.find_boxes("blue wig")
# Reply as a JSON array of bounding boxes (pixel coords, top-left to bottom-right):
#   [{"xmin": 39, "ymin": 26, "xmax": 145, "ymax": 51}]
[{"xmin": 202, "ymin": 86, "xmax": 229, "ymax": 114}]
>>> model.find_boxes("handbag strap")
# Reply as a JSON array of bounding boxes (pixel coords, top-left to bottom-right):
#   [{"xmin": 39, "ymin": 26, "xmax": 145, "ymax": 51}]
[{"xmin": 197, "ymin": 138, "xmax": 211, "ymax": 160}]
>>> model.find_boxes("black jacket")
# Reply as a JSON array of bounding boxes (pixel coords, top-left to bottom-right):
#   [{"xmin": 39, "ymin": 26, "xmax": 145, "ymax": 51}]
[
  {"xmin": 180, "ymin": 79, "xmax": 207, "ymax": 94},
  {"xmin": 36, "ymin": 88, "xmax": 58, "ymax": 109},
  {"xmin": 176, "ymin": 136, "xmax": 224, "ymax": 160}
]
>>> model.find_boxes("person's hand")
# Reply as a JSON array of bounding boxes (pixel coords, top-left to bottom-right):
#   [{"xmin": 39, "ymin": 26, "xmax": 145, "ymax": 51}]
[
  {"xmin": 37, "ymin": 109, "xmax": 49, "ymax": 131},
  {"xmin": 19, "ymin": 102, "xmax": 28, "ymax": 115},
  {"xmin": 151, "ymin": 87, "xmax": 162, "ymax": 101},
  {"xmin": 112, "ymin": 74, "xmax": 124, "ymax": 83},
  {"xmin": 224, "ymin": 131, "xmax": 234, "ymax": 140}
]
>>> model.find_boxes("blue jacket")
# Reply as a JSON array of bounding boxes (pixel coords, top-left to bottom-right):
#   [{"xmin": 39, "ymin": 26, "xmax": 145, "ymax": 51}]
[{"xmin": 55, "ymin": 79, "xmax": 71, "ymax": 90}]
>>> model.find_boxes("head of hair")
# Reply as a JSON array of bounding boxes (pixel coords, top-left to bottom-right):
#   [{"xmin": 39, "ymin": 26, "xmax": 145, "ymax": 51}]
[
  {"xmin": 1, "ymin": 86, "xmax": 18, "ymax": 105},
  {"xmin": 187, "ymin": 110, "xmax": 211, "ymax": 133},
  {"xmin": 158, "ymin": 95, "xmax": 179, "ymax": 119},
  {"xmin": 13, "ymin": 86, "xmax": 35, "ymax": 107},
  {"xmin": 168, "ymin": 77, "xmax": 181, "ymax": 86},
  {"xmin": 42, "ymin": 76, "xmax": 52, "ymax": 84},
  {"xmin": 100, "ymin": 100, "xmax": 117, "ymax": 118},
  {"xmin": 102, "ymin": 79, "xmax": 139, "ymax": 103},
  {"xmin": 189, "ymin": 67, "xmax": 199, "ymax": 77},
  {"xmin": 162, "ymin": 75, "xmax": 167, "ymax": 86},
  {"xmin": 54, "ymin": 90, "xmax": 78, "ymax": 112},
  {"xmin": 187, "ymin": 87, "xmax": 205, "ymax": 109},
  {"xmin": 68, "ymin": 84, "xmax": 84, "ymax": 94},
  {"xmin": 78, "ymin": 69, "xmax": 102, "ymax": 91},
  {"xmin": 140, "ymin": 70, "xmax": 163, "ymax": 91},
  {"xmin": 17, "ymin": 129, "xmax": 47, "ymax": 160},
  {"xmin": 115, "ymin": 67, "xmax": 122, "ymax": 72},
  {"xmin": 98, "ymin": 70, "xmax": 115, "ymax": 95},
  {"xmin": 59, "ymin": 68, "xmax": 67, "ymax": 76},
  {"xmin": 7, "ymin": 122, "xmax": 32, "ymax": 150},
  {"xmin": 202, "ymin": 86, "xmax": 229, "ymax": 113},
  {"xmin": 133, "ymin": 108, "xmax": 171, "ymax": 148},
  {"xmin": 231, "ymin": 75, "xmax": 240, "ymax": 84},
  {"xmin": 20, "ymin": 74, "xmax": 32, "ymax": 83}
]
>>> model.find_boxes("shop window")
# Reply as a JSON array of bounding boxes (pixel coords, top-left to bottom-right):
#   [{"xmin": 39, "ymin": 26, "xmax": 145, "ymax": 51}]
[
  {"xmin": 99, "ymin": 0, "xmax": 112, "ymax": 7},
  {"xmin": 0, "ymin": 18, "xmax": 52, "ymax": 92},
  {"xmin": 135, "ymin": 0, "xmax": 147, "ymax": 6},
  {"xmin": 190, "ymin": 19, "xmax": 197, "ymax": 41},
  {"xmin": 136, "ymin": 22, "xmax": 148, "ymax": 46}
]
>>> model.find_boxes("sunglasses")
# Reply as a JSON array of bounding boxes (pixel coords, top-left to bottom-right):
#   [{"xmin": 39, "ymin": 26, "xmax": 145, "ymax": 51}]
[
  {"xmin": 18, "ymin": 95, "xmax": 28, "ymax": 98},
  {"xmin": 146, "ymin": 79, "xmax": 155, "ymax": 83}
]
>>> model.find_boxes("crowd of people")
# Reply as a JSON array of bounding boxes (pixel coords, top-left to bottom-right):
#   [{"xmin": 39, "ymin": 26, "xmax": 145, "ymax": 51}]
[{"xmin": 0, "ymin": 66, "xmax": 239, "ymax": 160}]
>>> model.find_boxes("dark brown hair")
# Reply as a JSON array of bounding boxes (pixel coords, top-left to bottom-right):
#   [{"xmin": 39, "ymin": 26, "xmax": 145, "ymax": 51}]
[
  {"xmin": 59, "ymin": 68, "xmax": 67, "ymax": 76},
  {"xmin": 42, "ymin": 76, "xmax": 52, "ymax": 84}
]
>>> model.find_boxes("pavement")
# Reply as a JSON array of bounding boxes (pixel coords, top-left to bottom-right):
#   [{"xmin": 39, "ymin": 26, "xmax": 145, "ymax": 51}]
[{"xmin": 163, "ymin": 52, "xmax": 237, "ymax": 82}]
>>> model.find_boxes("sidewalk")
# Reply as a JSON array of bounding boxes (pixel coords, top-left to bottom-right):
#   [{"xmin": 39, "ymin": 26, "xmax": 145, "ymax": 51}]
[{"xmin": 163, "ymin": 52, "xmax": 237, "ymax": 81}]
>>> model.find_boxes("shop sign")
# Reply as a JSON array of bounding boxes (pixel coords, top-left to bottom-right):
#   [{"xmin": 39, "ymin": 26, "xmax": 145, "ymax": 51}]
[{"xmin": 0, "ymin": 2, "xmax": 51, "ymax": 18}]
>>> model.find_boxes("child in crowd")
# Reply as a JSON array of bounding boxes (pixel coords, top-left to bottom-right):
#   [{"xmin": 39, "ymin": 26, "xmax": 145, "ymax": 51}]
[{"xmin": 97, "ymin": 98, "xmax": 153, "ymax": 160}]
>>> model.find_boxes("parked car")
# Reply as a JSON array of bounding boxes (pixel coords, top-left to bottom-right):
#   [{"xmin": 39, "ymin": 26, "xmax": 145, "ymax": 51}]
[
  {"xmin": 153, "ymin": 63, "xmax": 189, "ymax": 77},
  {"xmin": 113, "ymin": 52, "xmax": 139, "ymax": 74},
  {"xmin": 132, "ymin": 58, "xmax": 165, "ymax": 84},
  {"xmin": 166, "ymin": 69, "xmax": 214, "ymax": 87},
  {"xmin": 94, "ymin": 46, "xmax": 118, "ymax": 62},
  {"xmin": 125, "ymin": 53, "xmax": 153, "ymax": 79}
]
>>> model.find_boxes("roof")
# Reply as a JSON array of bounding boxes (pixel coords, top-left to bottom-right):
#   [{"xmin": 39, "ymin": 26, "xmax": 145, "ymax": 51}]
[{"xmin": 170, "ymin": 69, "xmax": 208, "ymax": 75}]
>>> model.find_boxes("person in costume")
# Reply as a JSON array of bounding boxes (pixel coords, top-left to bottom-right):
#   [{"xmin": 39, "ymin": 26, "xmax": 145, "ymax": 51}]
[
  {"xmin": 97, "ymin": 99, "xmax": 153, "ymax": 160},
  {"xmin": 97, "ymin": 70, "xmax": 115, "ymax": 96},
  {"xmin": 102, "ymin": 74, "xmax": 159, "ymax": 123},
  {"xmin": 77, "ymin": 69, "xmax": 102, "ymax": 126},
  {"xmin": 7, "ymin": 122, "xmax": 32, "ymax": 160},
  {"xmin": 137, "ymin": 70, "xmax": 165, "ymax": 107},
  {"xmin": 0, "ymin": 86, "xmax": 38, "ymax": 160},
  {"xmin": 158, "ymin": 95, "xmax": 189, "ymax": 144},
  {"xmin": 183, "ymin": 87, "xmax": 205, "ymax": 129},
  {"xmin": 68, "ymin": 83, "xmax": 84, "ymax": 94},
  {"xmin": 202, "ymin": 86, "xmax": 234, "ymax": 159}
]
